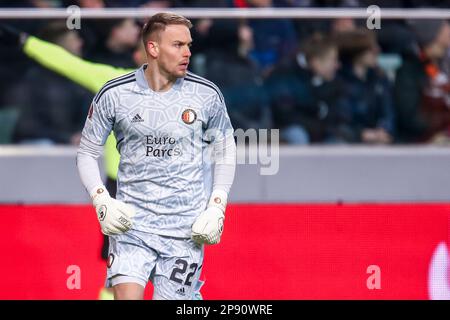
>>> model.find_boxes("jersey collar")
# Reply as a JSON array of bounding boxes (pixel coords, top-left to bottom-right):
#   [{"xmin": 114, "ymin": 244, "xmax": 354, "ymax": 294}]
[{"xmin": 135, "ymin": 64, "xmax": 184, "ymax": 92}]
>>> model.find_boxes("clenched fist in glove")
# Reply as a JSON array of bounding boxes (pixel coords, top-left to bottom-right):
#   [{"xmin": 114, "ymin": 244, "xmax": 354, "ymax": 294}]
[
  {"xmin": 91, "ymin": 186, "xmax": 135, "ymax": 236},
  {"xmin": 192, "ymin": 190, "xmax": 227, "ymax": 245}
]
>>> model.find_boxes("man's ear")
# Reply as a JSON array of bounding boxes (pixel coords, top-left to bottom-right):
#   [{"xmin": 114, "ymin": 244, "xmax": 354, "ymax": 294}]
[{"xmin": 146, "ymin": 41, "xmax": 159, "ymax": 58}]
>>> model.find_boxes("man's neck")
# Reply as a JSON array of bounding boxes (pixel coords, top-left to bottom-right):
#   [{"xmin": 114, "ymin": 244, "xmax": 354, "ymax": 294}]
[{"xmin": 144, "ymin": 64, "xmax": 177, "ymax": 92}]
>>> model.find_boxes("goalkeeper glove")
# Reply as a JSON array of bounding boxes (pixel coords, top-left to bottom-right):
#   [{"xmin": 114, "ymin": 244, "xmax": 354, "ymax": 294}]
[
  {"xmin": 0, "ymin": 24, "xmax": 28, "ymax": 48},
  {"xmin": 192, "ymin": 190, "xmax": 227, "ymax": 245},
  {"xmin": 90, "ymin": 185, "xmax": 135, "ymax": 236}
]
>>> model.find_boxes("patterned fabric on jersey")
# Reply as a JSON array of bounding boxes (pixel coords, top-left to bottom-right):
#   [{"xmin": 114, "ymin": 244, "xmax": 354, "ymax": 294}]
[{"xmin": 81, "ymin": 65, "xmax": 233, "ymax": 238}]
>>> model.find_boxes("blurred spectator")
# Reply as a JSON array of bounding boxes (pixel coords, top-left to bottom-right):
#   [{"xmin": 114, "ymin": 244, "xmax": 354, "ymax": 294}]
[
  {"xmin": 104, "ymin": 0, "xmax": 178, "ymax": 7},
  {"xmin": 279, "ymin": 1, "xmax": 323, "ymax": 35},
  {"xmin": 408, "ymin": 0, "xmax": 450, "ymax": 8},
  {"xmin": 69, "ymin": 0, "xmax": 104, "ymax": 7},
  {"xmin": 236, "ymin": 0, "xmax": 298, "ymax": 77},
  {"xmin": 60, "ymin": 1, "xmax": 106, "ymax": 56},
  {"xmin": 0, "ymin": 35, "xmax": 31, "ymax": 115},
  {"xmin": 0, "ymin": 1, "xmax": 52, "ymax": 110},
  {"xmin": 330, "ymin": 18, "xmax": 356, "ymax": 34},
  {"xmin": 315, "ymin": 0, "xmax": 404, "ymax": 7},
  {"xmin": 87, "ymin": 18, "xmax": 140, "ymax": 68},
  {"xmin": 0, "ymin": 0, "xmax": 61, "ymax": 7},
  {"xmin": 335, "ymin": 29, "xmax": 395, "ymax": 144},
  {"xmin": 186, "ymin": 0, "xmax": 233, "ymax": 55},
  {"xmin": 265, "ymin": 34, "xmax": 342, "ymax": 144},
  {"xmin": 395, "ymin": 19, "xmax": 450, "ymax": 143},
  {"xmin": 8, "ymin": 21, "xmax": 92, "ymax": 145},
  {"xmin": 187, "ymin": 1, "xmax": 270, "ymax": 130},
  {"xmin": 29, "ymin": 0, "xmax": 61, "ymax": 7},
  {"xmin": 278, "ymin": 0, "xmax": 315, "ymax": 6},
  {"xmin": 3, "ymin": 1, "xmax": 450, "ymax": 147},
  {"xmin": 200, "ymin": 20, "xmax": 272, "ymax": 131}
]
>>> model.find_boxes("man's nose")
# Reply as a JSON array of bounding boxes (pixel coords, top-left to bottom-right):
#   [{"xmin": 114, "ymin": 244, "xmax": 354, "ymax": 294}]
[{"xmin": 184, "ymin": 46, "xmax": 192, "ymax": 57}]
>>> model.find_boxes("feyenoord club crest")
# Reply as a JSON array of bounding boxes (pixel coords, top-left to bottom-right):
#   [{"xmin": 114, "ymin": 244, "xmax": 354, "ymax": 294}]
[{"xmin": 181, "ymin": 108, "xmax": 197, "ymax": 125}]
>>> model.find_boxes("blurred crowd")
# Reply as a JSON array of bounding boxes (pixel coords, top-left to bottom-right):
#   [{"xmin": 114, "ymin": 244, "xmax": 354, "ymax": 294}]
[{"xmin": 1, "ymin": 0, "xmax": 450, "ymax": 145}]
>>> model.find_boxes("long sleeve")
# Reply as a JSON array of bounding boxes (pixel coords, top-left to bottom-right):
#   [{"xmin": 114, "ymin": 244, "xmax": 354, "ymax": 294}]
[
  {"xmin": 206, "ymin": 93, "xmax": 237, "ymax": 195},
  {"xmin": 23, "ymin": 36, "xmax": 130, "ymax": 93},
  {"xmin": 77, "ymin": 138, "xmax": 104, "ymax": 195},
  {"xmin": 212, "ymin": 130, "xmax": 236, "ymax": 194},
  {"xmin": 77, "ymin": 92, "xmax": 115, "ymax": 195},
  {"xmin": 394, "ymin": 61, "xmax": 428, "ymax": 140}
]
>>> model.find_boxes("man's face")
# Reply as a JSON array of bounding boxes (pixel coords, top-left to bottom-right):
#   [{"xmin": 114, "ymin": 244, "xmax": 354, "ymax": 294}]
[
  {"xmin": 149, "ymin": 24, "xmax": 192, "ymax": 78},
  {"xmin": 112, "ymin": 19, "xmax": 140, "ymax": 49},
  {"xmin": 424, "ymin": 22, "xmax": 450, "ymax": 60},
  {"xmin": 359, "ymin": 44, "xmax": 380, "ymax": 68},
  {"xmin": 436, "ymin": 22, "xmax": 450, "ymax": 51}
]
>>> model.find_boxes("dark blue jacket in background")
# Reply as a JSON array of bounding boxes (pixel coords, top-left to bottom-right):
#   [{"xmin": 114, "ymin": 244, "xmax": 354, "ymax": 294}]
[
  {"xmin": 265, "ymin": 59, "xmax": 346, "ymax": 142},
  {"xmin": 336, "ymin": 65, "xmax": 396, "ymax": 142}
]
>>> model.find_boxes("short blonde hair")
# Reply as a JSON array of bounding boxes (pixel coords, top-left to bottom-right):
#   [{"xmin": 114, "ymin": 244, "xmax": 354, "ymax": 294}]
[{"xmin": 142, "ymin": 12, "xmax": 192, "ymax": 44}]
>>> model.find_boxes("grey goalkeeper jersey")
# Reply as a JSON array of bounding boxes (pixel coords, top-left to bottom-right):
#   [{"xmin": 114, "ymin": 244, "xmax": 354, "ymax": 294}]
[{"xmin": 80, "ymin": 65, "xmax": 234, "ymax": 238}]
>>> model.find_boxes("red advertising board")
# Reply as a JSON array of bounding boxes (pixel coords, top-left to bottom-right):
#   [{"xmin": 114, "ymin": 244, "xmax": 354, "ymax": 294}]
[{"xmin": 0, "ymin": 204, "xmax": 448, "ymax": 299}]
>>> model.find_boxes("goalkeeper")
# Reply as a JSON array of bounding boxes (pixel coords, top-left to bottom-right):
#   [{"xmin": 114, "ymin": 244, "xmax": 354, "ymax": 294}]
[
  {"xmin": 78, "ymin": 12, "xmax": 235, "ymax": 300},
  {"xmin": 0, "ymin": 14, "xmax": 236, "ymax": 300}
]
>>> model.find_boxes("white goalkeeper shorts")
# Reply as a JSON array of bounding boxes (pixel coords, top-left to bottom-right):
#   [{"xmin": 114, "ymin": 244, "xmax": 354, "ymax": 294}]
[{"xmin": 105, "ymin": 230, "xmax": 204, "ymax": 300}]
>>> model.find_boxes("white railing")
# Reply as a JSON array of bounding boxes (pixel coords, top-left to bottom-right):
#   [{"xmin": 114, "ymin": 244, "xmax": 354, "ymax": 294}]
[{"xmin": 0, "ymin": 7, "xmax": 449, "ymax": 19}]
